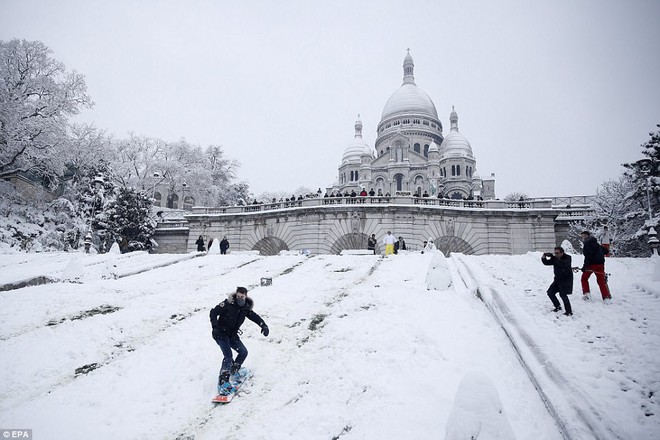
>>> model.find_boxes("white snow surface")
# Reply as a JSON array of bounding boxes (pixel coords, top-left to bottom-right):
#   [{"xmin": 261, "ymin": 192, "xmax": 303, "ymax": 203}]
[{"xmin": 0, "ymin": 251, "xmax": 658, "ymax": 440}]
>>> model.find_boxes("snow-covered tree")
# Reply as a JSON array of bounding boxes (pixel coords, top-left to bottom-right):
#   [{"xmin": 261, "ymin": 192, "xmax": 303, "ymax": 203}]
[
  {"xmin": 504, "ymin": 192, "xmax": 529, "ymax": 202},
  {"xmin": 0, "ymin": 39, "xmax": 93, "ymax": 183},
  {"xmin": 101, "ymin": 187, "xmax": 155, "ymax": 253},
  {"xmin": 622, "ymin": 124, "xmax": 660, "ymax": 238}
]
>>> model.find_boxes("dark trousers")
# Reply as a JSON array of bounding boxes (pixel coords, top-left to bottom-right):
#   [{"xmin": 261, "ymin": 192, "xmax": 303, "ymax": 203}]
[
  {"xmin": 215, "ymin": 333, "xmax": 248, "ymax": 374},
  {"xmin": 547, "ymin": 281, "xmax": 572, "ymax": 314},
  {"xmin": 220, "ymin": 248, "xmax": 227, "ymax": 255}
]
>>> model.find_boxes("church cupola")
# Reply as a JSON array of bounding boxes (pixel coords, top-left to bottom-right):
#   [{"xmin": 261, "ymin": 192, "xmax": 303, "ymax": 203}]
[
  {"xmin": 354, "ymin": 114, "xmax": 363, "ymax": 138},
  {"xmin": 450, "ymin": 105, "xmax": 459, "ymax": 131},
  {"xmin": 403, "ymin": 49, "xmax": 415, "ymax": 85}
]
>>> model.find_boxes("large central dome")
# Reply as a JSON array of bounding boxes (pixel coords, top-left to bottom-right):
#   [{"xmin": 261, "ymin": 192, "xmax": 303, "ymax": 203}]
[
  {"xmin": 380, "ymin": 50, "xmax": 438, "ymax": 120},
  {"xmin": 381, "ymin": 84, "xmax": 438, "ymax": 120}
]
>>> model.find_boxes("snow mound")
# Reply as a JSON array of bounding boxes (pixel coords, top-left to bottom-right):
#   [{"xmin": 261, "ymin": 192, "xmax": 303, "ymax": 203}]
[
  {"xmin": 445, "ymin": 371, "xmax": 516, "ymax": 440},
  {"xmin": 340, "ymin": 250, "xmax": 374, "ymax": 256},
  {"xmin": 560, "ymin": 239, "xmax": 577, "ymax": 254},
  {"xmin": 425, "ymin": 251, "xmax": 452, "ymax": 290},
  {"xmin": 61, "ymin": 256, "xmax": 84, "ymax": 283},
  {"xmin": 109, "ymin": 242, "xmax": 121, "ymax": 254},
  {"xmin": 208, "ymin": 238, "xmax": 220, "ymax": 254}
]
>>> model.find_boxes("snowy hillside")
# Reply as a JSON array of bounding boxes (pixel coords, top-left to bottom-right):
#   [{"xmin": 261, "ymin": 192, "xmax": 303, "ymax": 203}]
[{"xmin": 0, "ymin": 250, "xmax": 658, "ymax": 440}]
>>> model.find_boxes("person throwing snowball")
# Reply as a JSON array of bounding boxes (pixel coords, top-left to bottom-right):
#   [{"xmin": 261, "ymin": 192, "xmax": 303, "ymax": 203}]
[{"xmin": 210, "ymin": 286, "xmax": 269, "ymax": 393}]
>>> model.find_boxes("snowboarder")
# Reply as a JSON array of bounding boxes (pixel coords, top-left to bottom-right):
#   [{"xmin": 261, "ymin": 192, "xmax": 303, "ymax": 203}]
[
  {"xmin": 367, "ymin": 234, "xmax": 377, "ymax": 254},
  {"xmin": 575, "ymin": 231, "xmax": 611, "ymax": 302},
  {"xmin": 210, "ymin": 287, "xmax": 269, "ymax": 393},
  {"xmin": 541, "ymin": 247, "xmax": 573, "ymax": 316},
  {"xmin": 196, "ymin": 235, "xmax": 206, "ymax": 252},
  {"xmin": 220, "ymin": 236, "xmax": 230, "ymax": 255}
]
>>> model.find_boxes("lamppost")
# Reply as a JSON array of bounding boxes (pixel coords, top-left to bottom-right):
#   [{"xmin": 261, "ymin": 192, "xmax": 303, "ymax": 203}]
[
  {"xmin": 181, "ymin": 181, "xmax": 188, "ymax": 211},
  {"xmin": 151, "ymin": 172, "xmax": 161, "ymax": 204},
  {"xmin": 637, "ymin": 158, "xmax": 659, "ymax": 256},
  {"xmin": 88, "ymin": 175, "xmax": 104, "ymax": 251}
]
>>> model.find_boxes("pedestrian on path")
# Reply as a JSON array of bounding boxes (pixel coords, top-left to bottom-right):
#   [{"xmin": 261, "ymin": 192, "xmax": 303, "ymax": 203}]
[{"xmin": 383, "ymin": 231, "xmax": 396, "ymax": 255}]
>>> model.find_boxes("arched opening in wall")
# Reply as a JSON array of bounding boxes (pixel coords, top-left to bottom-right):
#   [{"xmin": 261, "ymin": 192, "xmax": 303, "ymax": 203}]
[
  {"xmin": 167, "ymin": 193, "xmax": 179, "ymax": 209},
  {"xmin": 154, "ymin": 192, "xmax": 162, "ymax": 207},
  {"xmin": 375, "ymin": 177, "xmax": 385, "ymax": 195},
  {"xmin": 183, "ymin": 196, "xmax": 194, "ymax": 210},
  {"xmin": 394, "ymin": 174, "xmax": 404, "ymax": 191},
  {"xmin": 451, "ymin": 191, "xmax": 463, "ymax": 199},
  {"xmin": 252, "ymin": 237, "xmax": 289, "ymax": 256},
  {"xmin": 414, "ymin": 143, "xmax": 420, "ymax": 154},
  {"xmin": 434, "ymin": 235, "xmax": 474, "ymax": 256},
  {"xmin": 424, "ymin": 144, "xmax": 429, "ymax": 157},
  {"xmin": 330, "ymin": 232, "xmax": 369, "ymax": 255}
]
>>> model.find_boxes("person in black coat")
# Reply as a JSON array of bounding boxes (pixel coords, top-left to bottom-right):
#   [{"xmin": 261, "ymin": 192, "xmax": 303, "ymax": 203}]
[
  {"xmin": 219, "ymin": 236, "xmax": 229, "ymax": 255},
  {"xmin": 541, "ymin": 246, "xmax": 573, "ymax": 315},
  {"xmin": 367, "ymin": 234, "xmax": 377, "ymax": 254},
  {"xmin": 210, "ymin": 287, "xmax": 269, "ymax": 389},
  {"xmin": 195, "ymin": 235, "xmax": 205, "ymax": 252}
]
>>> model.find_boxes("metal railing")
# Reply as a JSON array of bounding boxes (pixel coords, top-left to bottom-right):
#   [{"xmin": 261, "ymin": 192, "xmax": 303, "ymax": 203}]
[{"xmin": 187, "ymin": 196, "xmax": 558, "ymax": 216}]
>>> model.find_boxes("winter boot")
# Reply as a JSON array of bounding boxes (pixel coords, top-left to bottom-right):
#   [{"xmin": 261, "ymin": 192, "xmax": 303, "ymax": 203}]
[
  {"xmin": 218, "ymin": 372, "xmax": 235, "ymax": 395},
  {"xmin": 582, "ymin": 293, "xmax": 591, "ymax": 301},
  {"xmin": 552, "ymin": 306, "xmax": 562, "ymax": 312},
  {"xmin": 230, "ymin": 363, "xmax": 247, "ymax": 381}
]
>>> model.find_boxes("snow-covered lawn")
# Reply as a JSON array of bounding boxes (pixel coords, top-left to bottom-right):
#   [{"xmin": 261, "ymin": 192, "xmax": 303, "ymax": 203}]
[{"xmin": 0, "ymin": 250, "xmax": 658, "ymax": 439}]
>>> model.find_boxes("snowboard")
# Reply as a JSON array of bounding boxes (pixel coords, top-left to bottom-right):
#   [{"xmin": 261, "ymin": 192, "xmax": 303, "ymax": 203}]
[{"xmin": 212, "ymin": 367, "xmax": 252, "ymax": 403}]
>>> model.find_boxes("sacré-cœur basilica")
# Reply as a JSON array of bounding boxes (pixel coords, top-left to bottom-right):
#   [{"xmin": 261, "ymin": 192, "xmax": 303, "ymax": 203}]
[
  {"xmin": 156, "ymin": 51, "xmax": 589, "ymax": 255},
  {"xmin": 331, "ymin": 50, "xmax": 495, "ymax": 201}
]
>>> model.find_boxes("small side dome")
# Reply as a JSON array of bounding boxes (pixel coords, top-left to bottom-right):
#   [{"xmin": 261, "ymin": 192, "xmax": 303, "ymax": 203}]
[
  {"xmin": 439, "ymin": 106, "xmax": 473, "ymax": 158},
  {"xmin": 428, "ymin": 140, "xmax": 439, "ymax": 153},
  {"xmin": 342, "ymin": 116, "xmax": 373, "ymax": 165}
]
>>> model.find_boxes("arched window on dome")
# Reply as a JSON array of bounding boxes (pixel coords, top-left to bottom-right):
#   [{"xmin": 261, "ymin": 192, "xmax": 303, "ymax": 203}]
[
  {"xmin": 451, "ymin": 165, "xmax": 456, "ymax": 176},
  {"xmin": 457, "ymin": 166, "xmax": 461, "ymax": 176},
  {"xmin": 423, "ymin": 120, "xmax": 429, "ymax": 126},
  {"xmin": 414, "ymin": 143, "xmax": 421, "ymax": 154},
  {"xmin": 424, "ymin": 144, "xmax": 429, "ymax": 157}
]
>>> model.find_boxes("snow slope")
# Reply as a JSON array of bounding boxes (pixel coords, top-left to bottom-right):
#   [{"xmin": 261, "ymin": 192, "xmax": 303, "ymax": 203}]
[{"xmin": 0, "ymin": 251, "xmax": 658, "ymax": 439}]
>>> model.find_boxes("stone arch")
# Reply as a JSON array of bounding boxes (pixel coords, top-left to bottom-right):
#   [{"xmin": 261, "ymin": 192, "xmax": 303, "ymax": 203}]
[
  {"xmin": 330, "ymin": 232, "xmax": 369, "ymax": 255},
  {"xmin": 252, "ymin": 237, "xmax": 289, "ymax": 256},
  {"xmin": 434, "ymin": 235, "xmax": 474, "ymax": 256}
]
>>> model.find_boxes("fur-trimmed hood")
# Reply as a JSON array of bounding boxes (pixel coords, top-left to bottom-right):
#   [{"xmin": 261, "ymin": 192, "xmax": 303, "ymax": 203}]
[{"xmin": 227, "ymin": 292, "xmax": 254, "ymax": 310}]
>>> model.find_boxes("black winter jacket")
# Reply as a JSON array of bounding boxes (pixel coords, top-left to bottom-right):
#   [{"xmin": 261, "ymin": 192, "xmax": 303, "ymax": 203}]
[
  {"xmin": 582, "ymin": 236, "xmax": 605, "ymax": 267},
  {"xmin": 541, "ymin": 253, "xmax": 574, "ymax": 295},
  {"xmin": 210, "ymin": 294, "xmax": 265, "ymax": 338}
]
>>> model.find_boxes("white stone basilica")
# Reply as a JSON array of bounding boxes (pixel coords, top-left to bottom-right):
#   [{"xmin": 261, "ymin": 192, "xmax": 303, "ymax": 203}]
[{"xmin": 332, "ymin": 50, "xmax": 495, "ymax": 200}]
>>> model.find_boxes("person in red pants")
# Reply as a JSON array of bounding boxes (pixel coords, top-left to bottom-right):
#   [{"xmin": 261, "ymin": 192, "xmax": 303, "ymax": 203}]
[{"xmin": 576, "ymin": 231, "xmax": 612, "ymax": 302}]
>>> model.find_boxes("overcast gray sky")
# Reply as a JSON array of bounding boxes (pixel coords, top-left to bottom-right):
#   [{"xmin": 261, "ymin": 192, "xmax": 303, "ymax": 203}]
[{"xmin": 2, "ymin": 0, "xmax": 659, "ymax": 198}]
